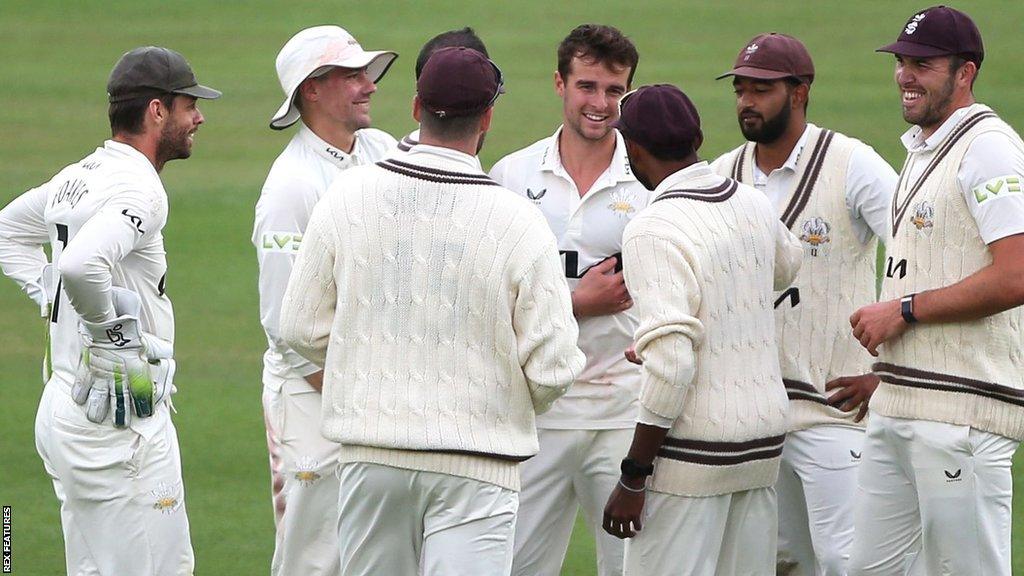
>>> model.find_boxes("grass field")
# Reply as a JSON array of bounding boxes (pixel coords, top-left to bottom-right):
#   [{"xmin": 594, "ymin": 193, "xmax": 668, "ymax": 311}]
[{"xmin": 1, "ymin": 1, "xmax": 1023, "ymax": 574}]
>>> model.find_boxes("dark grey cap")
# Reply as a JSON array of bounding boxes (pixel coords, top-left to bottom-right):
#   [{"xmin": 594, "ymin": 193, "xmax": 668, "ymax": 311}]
[{"xmin": 107, "ymin": 46, "xmax": 221, "ymax": 103}]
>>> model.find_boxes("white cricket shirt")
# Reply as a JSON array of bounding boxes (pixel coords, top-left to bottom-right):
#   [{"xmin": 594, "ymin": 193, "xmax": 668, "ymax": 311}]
[
  {"xmin": 898, "ymin": 103, "xmax": 1024, "ymax": 244},
  {"xmin": 489, "ymin": 127, "xmax": 651, "ymax": 429},
  {"xmin": 253, "ymin": 123, "xmax": 396, "ymax": 386}
]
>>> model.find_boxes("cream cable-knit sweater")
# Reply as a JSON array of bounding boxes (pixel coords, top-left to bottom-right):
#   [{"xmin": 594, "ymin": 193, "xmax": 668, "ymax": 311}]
[
  {"xmin": 279, "ymin": 145, "xmax": 586, "ymax": 491},
  {"xmin": 623, "ymin": 162, "xmax": 803, "ymax": 497}
]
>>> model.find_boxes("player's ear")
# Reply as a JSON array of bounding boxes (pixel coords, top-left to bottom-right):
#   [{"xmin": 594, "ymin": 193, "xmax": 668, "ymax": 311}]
[
  {"xmin": 298, "ymin": 78, "xmax": 318, "ymax": 104},
  {"xmin": 479, "ymin": 106, "xmax": 494, "ymax": 132},
  {"xmin": 412, "ymin": 95, "xmax": 422, "ymax": 123},
  {"xmin": 554, "ymin": 70, "xmax": 565, "ymax": 97}
]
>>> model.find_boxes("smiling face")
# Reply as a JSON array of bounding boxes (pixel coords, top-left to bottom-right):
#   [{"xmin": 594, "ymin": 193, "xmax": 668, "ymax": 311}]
[
  {"xmin": 303, "ymin": 65, "xmax": 377, "ymax": 133},
  {"xmin": 155, "ymin": 95, "xmax": 204, "ymax": 164},
  {"xmin": 893, "ymin": 54, "xmax": 966, "ymax": 133},
  {"xmin": 556, "ymin": 56, "xmax": 631, "ymax": 143},
  {"xmin": 732, "ymin": 76, "xmax": 797, "ymax": 144}
]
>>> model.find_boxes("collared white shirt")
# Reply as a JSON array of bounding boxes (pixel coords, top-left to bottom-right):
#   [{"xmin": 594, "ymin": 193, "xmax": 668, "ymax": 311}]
[
  {"xmin": 489, "ymin": 126, "xmax": 651, "ymax": 429},
  {"xmin": 745, "ymin": 123, "xmax": 896, "ymax": 244},
  {"xmin": 899, "ymin": 103, "xmax": 1024, "ymax": 244},
  {"xmin": 254, "ymin": 123, "xmax": 396, "ymax": 383}
]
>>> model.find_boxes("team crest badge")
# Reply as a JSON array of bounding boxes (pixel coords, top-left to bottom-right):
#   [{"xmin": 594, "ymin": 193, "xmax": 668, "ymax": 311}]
[
  {"xmin": 607, "ymin": 189, "xmax": 637, "ymax": 218},
  {"xmin": 905, "ymin": 13, "xmax": 926, "ymax": 35},
  {"xmin": 294, "ymin": 456, "xmax": 322, "ymax": 486},
  {"xmin": 910, "ymin": 201, "xmax": 934, "ymax": 236},
  {"xmin": 799, "ymin": 217, "xmax": 831, "ymax": 256},
  {"xmin": 526, "ymin": 188, "xmax": 546, "ymax": 204},
  {"xmin": 151, "ymin": 482, "xmax": 181, "ymax": 514},
  {"xmin": 743, "ymin": 43, "xmax": 759, "ymax": 61}
]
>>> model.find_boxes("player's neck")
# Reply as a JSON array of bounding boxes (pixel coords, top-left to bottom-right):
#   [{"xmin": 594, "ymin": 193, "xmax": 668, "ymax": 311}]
[
  {"xmin": 304, "ymin": 115, "xmax": 357, "ymax": 154},
  {"xmin": 918, "ymin": 93, "xmax": 976, "ymax": 140},
  {"xmin": 754, "ymin": 120, "xmax": 806, "ymax": 175},
  {"xmin": 558, "ymin": 127, "xmax": 615, "ymax": 197},
  {"xmin": 112, "ymin": 134, "xmax": 162, "ymax": 172}
]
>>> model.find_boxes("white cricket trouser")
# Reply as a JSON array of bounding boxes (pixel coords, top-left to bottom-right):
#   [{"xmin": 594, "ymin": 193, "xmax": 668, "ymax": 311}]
[
  {"xmin": 624, "ymin": 487, "xmax": 777, "ymax": 575},
  {"xmin": 849, "ymin": 413, "xmax": 1018, "ymax": 576},
  {"xmin": 337, "ymin": 461, "xmax": 518, "ymax": 576},
  {"xmin": 262, "ymin": 377, "xmax": 341, "ymax": 576},
  {"xmin": 35, "ymin": 381, "xmax": 194, "ymax": 576},
  {"xmin": 776, "ymin": 425, "xmax": 863, "ymax": 576},
  {"xmin": 511, "ymin": 428, "xmax": 632, "ymax": 576}
]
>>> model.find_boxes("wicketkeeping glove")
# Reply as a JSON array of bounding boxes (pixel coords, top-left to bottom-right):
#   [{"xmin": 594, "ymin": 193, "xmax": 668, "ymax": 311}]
[{"xmin": 71, "ymin": 287, "xmax": 174, "ymax": 427}]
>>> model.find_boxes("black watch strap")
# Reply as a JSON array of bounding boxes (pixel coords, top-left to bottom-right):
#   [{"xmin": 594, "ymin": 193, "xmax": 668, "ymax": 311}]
[
  {"xmin": 901, "ymin": 294, "xmax": 918, "ymax": 324},
  {"xmin": 620, "ymin": 458, "xmax": 655, "ymax": 478}
]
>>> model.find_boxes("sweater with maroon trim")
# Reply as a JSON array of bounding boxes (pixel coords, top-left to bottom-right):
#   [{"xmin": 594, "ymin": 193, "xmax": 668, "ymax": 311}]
[
  {"xmin": 622, "ymin": 162, "xmax": 803, "ymax": 497},
  {"xmin": 279, "ymin": 144, "xmax": 586, "ymax": 491}
]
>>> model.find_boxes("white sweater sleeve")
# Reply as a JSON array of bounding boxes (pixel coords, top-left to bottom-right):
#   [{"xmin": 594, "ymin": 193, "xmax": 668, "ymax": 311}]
[
  {"xmin": 59, "ymin": 189, "xmax": 161, "ymax": 324},
  {"xmin": 279, "ymin": 201, "xmax": 337, "ymax": 368},
  {"xmin": 512, "ymin": 224, "xmax": 585, "ymax": 414},
  {"xmin": 773, "ymin": 219, "xmax": 803, "ymax": 291},
  {"xmin": 622, "ymin": 221, "xmax": 704, "ymax": 422},
  {"xmin": 253, "ymin": 178, "xmax": 320, "ymax": 376},
  {"xmin": 0, "ymin": 184, "xmax": 50, "ymax": 311}
]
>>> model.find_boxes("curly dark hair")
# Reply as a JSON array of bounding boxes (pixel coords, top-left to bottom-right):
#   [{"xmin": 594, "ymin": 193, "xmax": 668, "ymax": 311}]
[{"xmin": 557, "ymin": 24, "xmax": 639, "ymax": 86}]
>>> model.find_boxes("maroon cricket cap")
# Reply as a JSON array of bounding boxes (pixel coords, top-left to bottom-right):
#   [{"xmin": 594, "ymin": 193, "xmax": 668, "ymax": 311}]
[
  {"xmin": 877, "ymin": 6, "xmax": 984, "ymax": 68},
  {"xmin": 107, "ymin": 46, "xmax": 221, "ymax": 103},
  {"xmin": 417, "ymin": 46, "xmax": 504, "ymax": 118},
  {"xmin": 717, "ymin": 33, "xmax": 815, "ymax": 84},
  {"xmin": 613, "ymin": 84, "xmax": 702, "ymax": 157}
]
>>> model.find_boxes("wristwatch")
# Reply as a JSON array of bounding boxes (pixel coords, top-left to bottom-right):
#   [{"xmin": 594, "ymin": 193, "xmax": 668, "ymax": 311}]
[
  {"xmin": 900, "ymin": 293, "xmax": 918, "ymax": 324},
  {"xmin": 620, "ymin": 458, "xmax": 655, "ymax": 479}
]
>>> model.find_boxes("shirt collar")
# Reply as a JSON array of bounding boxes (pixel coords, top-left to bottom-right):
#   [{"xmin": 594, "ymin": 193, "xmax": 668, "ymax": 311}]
[
  {"xmin": 298, "ymin": 122, "xmax": 363, "ymax": 168},
  {"xmin": 900, "ymin": 103, "xmax": 990, "ymax": 152},
  {"xmin": 753, "ymin": 123, "xmax": 813, "ymax": 179},
  {"xmin": 540, "ymin": 125, "xmax": 637, "ymax": 184},
  {"xmin": 653, "ymin": 161, "xmax": 715, "ymax": 195},
  {"xmin": 103, "ymin": 139, "xmax": 159, "ymax": 178},
  {"xmin": 405, "ymin": 143, "xmax": 484, "ymax": 172}
]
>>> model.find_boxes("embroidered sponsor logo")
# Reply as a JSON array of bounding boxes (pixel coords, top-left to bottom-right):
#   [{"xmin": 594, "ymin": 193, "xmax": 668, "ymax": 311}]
[
  {"xmin": 121, "ymin": 209, "xmax": 145, "ymax": 234},
  {"xmin": 944, "ymin": 468, "xmax": 962, "ymax": 482},
  {"xmin": 798, "ymin": 216, "xmax": 831, "ymax": 256},
  {"xmin": 294, "ymin": 457, "xmax": 322, "ymax": 486},
  {"xmin": 910, "ymin": 201, "xmax": 934, "ymax": 236},
  {"xmin": 850, "ymin": 450, "xmax": 862, "ymax": 460},
  {"xmin": 151, "ymin": 483, "xmax": 181, "ymax": 513},
  {"xmin": 526, "ymin": 188, "xmax": 546, "ymax": 203},
  {"xmin": 905, "ymin": 13, "xmax": 926, "ymax": 35},
  {"xmin": 105, "ymin": 324, "xmax": 132, "ymax": 348},
  {"xmin": 261, "ymin": 232, "xmax": 303, "ymax": 253},
  {"xmin": 325, "ymin": 147, "xmax": 346, "ymax": 160},
  {"xmin": 972, "ymin": 175, "xmax": 1022, "ymax": 204},
  {"xmin": 607, "ymin": 189, "xmax": 637, "ymax": 217}
]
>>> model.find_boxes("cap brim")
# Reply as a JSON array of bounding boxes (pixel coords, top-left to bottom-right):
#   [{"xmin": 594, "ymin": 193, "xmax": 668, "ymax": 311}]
[
  {"xmin": 269, "ymin": 51, "xmax": 398, "ymax": 130},
  {"xmin": 876, "ymin": 41, "xmax": 952, "ymax": 58},
  {"xmin": 715, "ymin": 66, "xmax": 795, "ymax": 81},
  {"xmin": 174, "ymin": 84, "xmax": 222, "ymax": 100}
]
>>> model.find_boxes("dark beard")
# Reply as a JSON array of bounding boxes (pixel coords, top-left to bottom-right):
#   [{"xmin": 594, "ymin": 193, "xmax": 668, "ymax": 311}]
[
  {"xmin": 903, "ymin": 74, "xmax": 956, "ymax": 129},
  {"xmin": 155, "ymin": 121, "xmax": 192, "ymax": 166},
  {"xmin": 739, "ymin": 102, "xmax": 791, "ymax": 144}
]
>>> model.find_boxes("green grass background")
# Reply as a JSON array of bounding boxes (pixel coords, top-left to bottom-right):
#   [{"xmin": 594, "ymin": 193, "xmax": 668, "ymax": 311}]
[{"xmin": 1, "ymin": 1, "xmax": 1022, "ymax": 574}]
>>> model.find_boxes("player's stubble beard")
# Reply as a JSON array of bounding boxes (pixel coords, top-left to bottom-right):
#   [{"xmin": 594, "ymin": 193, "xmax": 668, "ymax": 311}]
[
  {"xmin": 156, "ymin": 116, "xmax": 194, "ymax": 165},
  {"xmin": 902, "ymin": 72, "xmax": 956, "ymax": 130},
  {"xmin": 739, "ymin": 99, "xmax": 791, "ymax": 144}
]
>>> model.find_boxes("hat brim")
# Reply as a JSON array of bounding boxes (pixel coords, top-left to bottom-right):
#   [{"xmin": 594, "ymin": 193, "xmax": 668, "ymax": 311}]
[
  {"xmin": 715, "ymin": 66, "xmax": 796, "ymax": 81},
  {"xmin": 876, "ymin": 41, "xmax": 953, "ymax": 58},
  {"xmin": 174, "ymin": 83, "xmax": 222, "ymax": 100},
  {"xmin": 269, "ymin": 51, "xmax": 398, "ymax": 130}
]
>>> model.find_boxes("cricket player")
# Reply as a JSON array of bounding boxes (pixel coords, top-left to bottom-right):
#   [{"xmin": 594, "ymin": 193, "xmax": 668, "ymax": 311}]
[
  {"xmin": 395, "ymin": 27, "xmax": 493, "ymax": 154},
  {"xmin": 488, "ymin": 24, "xmax": 647, "ymax": 576},
  {"xmin": 0, "ymin": 46, "xmax": 219, "ymax": 575},
  {"xmin": 253, "ymin": 25, "xmax": 396, "ymax": 576},
  {"xmin": 279, "ymin": 46, "xmax": 585, "ymax": 576},
  {"xmin": 848, "ymin": 6, "xmax": 1024, "ymax": 575},
  {"xmin": 710, "ymin": 33, "xmax": 897, "ymax": 575},
  {"xmin": 602, "ymin": 84, "xmax": 803, "ymax": 575}
]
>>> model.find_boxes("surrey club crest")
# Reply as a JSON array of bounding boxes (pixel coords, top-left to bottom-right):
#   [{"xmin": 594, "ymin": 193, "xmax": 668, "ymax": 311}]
[
  {"xmin": 905, "ymin": 12, "xmax": 926, "ymax": 35},
  {"xmin": 294, "ymin": 456, "xmax": 322, "ymax": 486},
  {"xmin": 607, "ymin": 189, "xmax": 638, "ymax": 218},
  {"xmin": 799, "ymin": 217, "xmax": 832, "ymax": 256},
  {"xmin": 151, "ymin": 482, "xmax": 181, "ymax": 514},
  {"xmin": 910, "ymin": 201, "xmax": 934, "ymax": 236}
]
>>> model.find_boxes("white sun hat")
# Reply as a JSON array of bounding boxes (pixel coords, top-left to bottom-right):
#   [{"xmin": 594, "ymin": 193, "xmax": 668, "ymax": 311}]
[{"xmin": 270, "ymin": 25, "xmax": 398, "ymax": 130}]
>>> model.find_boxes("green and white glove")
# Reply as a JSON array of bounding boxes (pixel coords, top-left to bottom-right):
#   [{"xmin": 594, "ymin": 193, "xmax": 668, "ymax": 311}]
[{"xmin": 71, "ymin": 287, "xmax": 174, "ymax": 427}]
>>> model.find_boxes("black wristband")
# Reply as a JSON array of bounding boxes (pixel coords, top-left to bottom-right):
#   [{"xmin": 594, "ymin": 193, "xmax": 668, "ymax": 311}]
[
  {"xmin": 900, "ymin": 294, "xmax": 918, "ymax": 324},
  {"xmin": 620, "ymin": 458, "xmax": 654, "ymax": 478}
]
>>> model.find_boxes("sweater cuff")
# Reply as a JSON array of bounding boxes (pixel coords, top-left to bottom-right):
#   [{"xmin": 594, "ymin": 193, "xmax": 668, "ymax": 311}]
[
  {"xmin": 637, "ymin": 336, "xmax": 695, "ymax": 420},
  {"xmin": 638, "ymin": 406, "xmax": 675, "ymax": 428}
]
